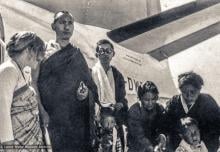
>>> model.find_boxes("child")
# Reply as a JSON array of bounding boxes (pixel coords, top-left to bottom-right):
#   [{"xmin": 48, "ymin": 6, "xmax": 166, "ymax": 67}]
[
  {"xmin": 97, "ymin": 107, "xmax": 123, "ymax": 152},
  {"xmin": 127, "ymin": 81, "xmax": 167, "ymax": 152},
  {"xmin": 175, "ymin": 117, "xmax": 208, "ymax": 152}
]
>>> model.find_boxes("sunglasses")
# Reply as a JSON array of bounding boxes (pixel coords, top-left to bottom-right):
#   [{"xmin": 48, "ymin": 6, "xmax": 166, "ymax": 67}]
[{"xmin": 97, "ymin": 48, "xmax": 113, "ymax": 55}]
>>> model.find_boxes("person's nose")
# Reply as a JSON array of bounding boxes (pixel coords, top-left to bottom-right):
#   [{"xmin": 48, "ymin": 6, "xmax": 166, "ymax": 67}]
[
  {"xmin": 192, "ymin": 132, "xmax": 199, "ymax": 140},
  {"xmin": 193, "ymin": 135, "xmax": 197, "ymax": 140},
  {"xmin": 148, "ymin": 100, "xmax": 153, "ymax": 105},
  {"xmin": 64, "ymin": 25, "xmax": 70, "ymax": 31},
  {"xmin": 64, "ymin": 23, "xmax": 71, "ymax": 31},
  {"xmin": 186, "ymin": 91, "xmax": 193, "ymax": 99}
]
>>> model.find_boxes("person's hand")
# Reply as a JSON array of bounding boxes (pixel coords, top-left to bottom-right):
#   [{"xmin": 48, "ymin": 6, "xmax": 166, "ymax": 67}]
[
  {"xmin": 0, "ymin": 140, "xmax": 3, "ymax": 151},
  {"xmin": 42, "ymin": 110, "xmax": 50, "ymax": 128},
  {"xmin": 154, "ymin": 134, "xmax": 167, "ymax": 152},
  {"xmin": 147, "ymin": 145, "xmax": 154, "ymax": 152},
  {"xmin": 114, "ymin": 103, "xmax": 124, "ymax": 111},
  {"xmin": 77, "ymin": 81, "xmax": 89, "ymax": 101},
  {"xmin": 154, "ymin": 145, "xmax": 166, "ymax": 152},
  {"xmin": 218, "ymin": 136, "xmax": 220, "ymax": 152}
]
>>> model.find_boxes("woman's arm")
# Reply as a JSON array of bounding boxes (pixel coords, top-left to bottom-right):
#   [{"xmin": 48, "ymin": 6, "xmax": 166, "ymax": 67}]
[{"xmin": 0, "ymin": 66, "xmax": 18, "ymax": 143}]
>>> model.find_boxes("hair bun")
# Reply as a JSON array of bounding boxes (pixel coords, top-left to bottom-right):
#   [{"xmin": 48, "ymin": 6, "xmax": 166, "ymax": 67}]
[{"xmin": 6, "ymin": 31, "xmax": 37, "ymax": 57}]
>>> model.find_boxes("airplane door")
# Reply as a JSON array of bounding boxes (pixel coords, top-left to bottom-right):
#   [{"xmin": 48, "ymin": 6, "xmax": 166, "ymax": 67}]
[{"xmin": 0, "ymin": 13, "xmax": 5, "ymax": 64}]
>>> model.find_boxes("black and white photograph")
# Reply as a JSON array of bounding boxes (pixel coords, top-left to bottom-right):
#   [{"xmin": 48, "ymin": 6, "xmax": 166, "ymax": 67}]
[{"xmin": 0, "ymin": 0, "xmax": 220, "ymax": 152}]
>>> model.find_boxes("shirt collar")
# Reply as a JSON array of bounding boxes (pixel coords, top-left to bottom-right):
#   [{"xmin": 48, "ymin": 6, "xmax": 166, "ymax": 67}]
[
  {"xmin": 181, "ymin": 95, "xmax": 189, "ymax": 114},
  {"xmin": 180, "ymin": 95, "xmax": 196, "ymax": 114},
  {"xmin": 180, "ymin": 139, "xmax": 202, "ymax": 151}
]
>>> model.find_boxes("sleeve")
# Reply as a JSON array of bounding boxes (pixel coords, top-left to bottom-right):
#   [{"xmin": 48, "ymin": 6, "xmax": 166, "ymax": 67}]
[
  {"xmin": 155, "ymin": 104, "xmax": 167, "ymax": 134},
  {"xmin": 117, "ymin": 71, "xmax": 128, "ymax": 110},
  {"xmin": 77, "ymin": 49, "xmax": 100, "ymax": 104},
  {"xmin": 164, "ymin": 96, "xmax": 179, "ymax": 132},
  {"xmin": 114, "ymin": 68, "xmax": 128, "ymax": 125},
  {"xmin": 175, "ymin": 146, "xmax": 186, "ymax": 152},
  {"xmin": 128, "ymin": 105, "xmax": 154, "ymax": 151},
  {"xmin": 0, "ymin": 66, "xmax": 18, "ymax": 143},
  {"xmin": 202, "ymin": 95, "xmax": 220, "ymax": 135}
]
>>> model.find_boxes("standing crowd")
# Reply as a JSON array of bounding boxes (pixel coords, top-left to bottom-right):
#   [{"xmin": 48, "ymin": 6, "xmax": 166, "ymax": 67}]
[{"xmin": 0, "ymin": 11, "xmax": 219, "ymax": 152}]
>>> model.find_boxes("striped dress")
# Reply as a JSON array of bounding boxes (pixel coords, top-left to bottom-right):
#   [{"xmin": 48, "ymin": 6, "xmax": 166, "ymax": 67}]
[{"xmin": 0, "ymin": 60, "xmax": 47, "ymax": 152}]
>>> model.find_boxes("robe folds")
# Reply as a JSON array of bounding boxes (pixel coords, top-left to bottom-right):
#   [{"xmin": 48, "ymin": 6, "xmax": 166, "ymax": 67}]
[{"xmin": 38, "ymin": 44, "xmax": 98, "ymax": 152}]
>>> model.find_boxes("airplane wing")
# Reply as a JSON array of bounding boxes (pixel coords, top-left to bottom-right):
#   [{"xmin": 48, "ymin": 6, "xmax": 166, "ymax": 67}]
[
  {"xmin": 107, "ymin": 0, "xmax": 220, "ymax": 60},
  {"xmin": 23, "ymin": 0, "xmax": 161, "ymax": 29},
  {"xmin": 108, "ymin": 1, "xmax": 220, "ymax": 104}
]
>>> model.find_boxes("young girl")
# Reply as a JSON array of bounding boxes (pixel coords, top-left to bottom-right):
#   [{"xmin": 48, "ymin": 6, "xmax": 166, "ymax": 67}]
[{"xmin": 127, "ymin": 81, "xmax": 167, "ymax": 152}]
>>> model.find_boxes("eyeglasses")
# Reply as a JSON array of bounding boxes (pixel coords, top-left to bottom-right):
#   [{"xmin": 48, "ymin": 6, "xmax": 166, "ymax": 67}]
[{"xmin": 97, "ymin": 48, "xmax": 113, "ymax": 55}]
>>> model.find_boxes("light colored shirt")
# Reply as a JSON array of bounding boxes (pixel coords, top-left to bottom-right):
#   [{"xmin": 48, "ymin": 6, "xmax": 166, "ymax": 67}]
[
  {"xmin": 0, "ymin": 60, "xmax": 27, "ymax": 142},
  {"xmin": 106, "ymin": 66, "xmax": 115, "ymax": 101},
  {"xmin": 176, "ymin": 139, "xmax": 208, "ymax": 152},
  {"xmin": 45, "ymin": 40, "xmax": 61, "ymax": 59},
  {"xmin": 45, "ymin": 40, "xmax": 75, "ymax": 59},
  {"xmin": 92, "ymin": 61, "xmax": 116, "ymax": 107}
]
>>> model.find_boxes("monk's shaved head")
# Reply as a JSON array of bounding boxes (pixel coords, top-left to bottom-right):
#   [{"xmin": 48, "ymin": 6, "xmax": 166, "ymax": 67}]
[{"xmin": 53, "ymin": 11, "xmax": 74, "ymax": 24}]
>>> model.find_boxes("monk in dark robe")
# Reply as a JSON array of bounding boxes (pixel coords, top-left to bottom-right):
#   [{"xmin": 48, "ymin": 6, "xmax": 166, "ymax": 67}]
[{"xmin": 38, "ymin": 11, "xmax": 98, "ymax": 152}]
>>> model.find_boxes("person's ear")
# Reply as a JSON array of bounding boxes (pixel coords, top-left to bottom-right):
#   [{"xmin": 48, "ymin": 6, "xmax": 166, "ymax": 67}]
[
  {"xmin": 155, "ymin": 95, "xmax": 159, "ymax": 101},
  {"xmin": 112, "ymin": 51, "xmax": 115, "ymax": 57},
  {"xmin": 23, "ymin": 48, "xmax": 32, "ymax": 60},
  {"xmin": 95, "ymin": 53, "xmax": 99, "ymax": 58},
  {"xmin": 29, "ymin": 49, "xmax": 35, "ymax": 60},
  {"xmin": 51, "ymin": 23, "xmax": 56, "ymax": 31}
]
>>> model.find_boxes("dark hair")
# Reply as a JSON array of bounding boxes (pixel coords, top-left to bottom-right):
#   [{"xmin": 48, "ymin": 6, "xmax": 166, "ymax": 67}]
[
  {"xmin": 53, "ymin": 11, "xmax": 73, "ymax": 23},
  {"xmin": 137, "ymin": 81, "xmax": 159, "ymax": 100},
  {"xmin": 100, "ymin": 107, "xmax": 115, "ymax": 124},
  {"xmin": 100, "ymin": 107, "xmax": 115, "ymax": 118},
  {"xmin": 178, "ymin": 71, "xmax": 204, "ymax": 90},
  {"xmin": 6, "ymin": 31, "xmax": 45, "ymax": 58},
  {"xmin": 178, "ymin": 117, "xmax": 198, "ymax": 134},
  {"xmin": 95, "ymin": 39, "xmax": 115, "ymax": 57}
]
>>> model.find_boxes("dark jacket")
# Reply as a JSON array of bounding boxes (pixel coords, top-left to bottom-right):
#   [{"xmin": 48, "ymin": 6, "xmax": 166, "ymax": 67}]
[
  {"xmin": 165, "ymin": 93, "xmax": 220, "ymax": 152},
  {"xmin": 127, "ymin": 102, "xmax": 166, "ymax": 152},
  {"xmin": 112, "ymin": 66, "xmax": 128, "ymax": 126}
]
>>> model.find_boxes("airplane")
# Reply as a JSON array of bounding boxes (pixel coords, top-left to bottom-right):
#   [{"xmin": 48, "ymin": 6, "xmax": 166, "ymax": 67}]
[{"xmin": 0, "ymin": 0, "xmax": 220, "ymax": 106}]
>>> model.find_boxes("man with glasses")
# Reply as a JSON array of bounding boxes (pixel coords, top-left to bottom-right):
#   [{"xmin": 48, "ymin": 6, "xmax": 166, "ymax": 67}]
[{"xmin": 92, "ymin": 39, "xmax": 128, "ymax": 152}]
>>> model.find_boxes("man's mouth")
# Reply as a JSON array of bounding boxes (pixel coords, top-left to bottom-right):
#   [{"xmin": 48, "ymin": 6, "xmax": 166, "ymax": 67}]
[
  {"xmin": 193, "ymin": 140, "xmax": 200, "ymax": 145},
  {"xmin": 63, "ymin": 31, "xmax": 71, "ymax": 35}
]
